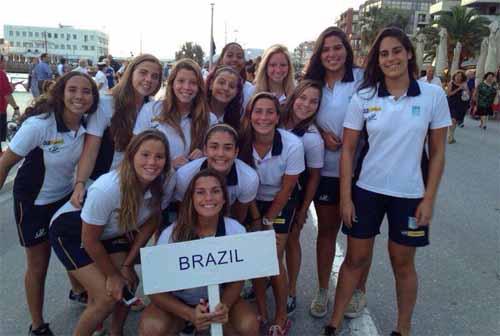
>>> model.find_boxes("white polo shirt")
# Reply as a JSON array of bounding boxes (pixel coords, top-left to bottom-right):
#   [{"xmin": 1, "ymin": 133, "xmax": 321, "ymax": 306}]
[
  {"xmin": 344, "ymin": 79, "xmax": 452, "ymax": 198},
  {"xmin": 10, "ymin": 113, "xmax": 87, "ymax": 205},
  {"xmin": 133, "ymin": 100, "xmax": 217, "ymax": 161},
  {"xmin": 174, "ymin": 158, "xmax": 259, "ymax": 205},
  {"xmin": 418, "ymin": 76, "xmax": 442, "ymax": 87},
  {"xmin": 242, "ymin": 81, "xmax": 255, "ymax": 111},
  {"xmin": 94, "ymin": 70, "xmax": 109, "ymax": 95},
  {"xmin": 79, "ymin": 170, "xmax": 175, "ymax": 240},
  {"xmin": 316, "ymin": 67, "xmax": 364, "ymax": 177},
  {"xmin": 286, "ymin": 124, "xmax": 325, "ymax": 169},
  {"xmin": 86, "ymin": 94, "xmax": 124, "ymax": 173},
  {"xmin": 157, "ymin": 216, "xmax": 246, "ymax": 305},
  {"xmin": 252, "ymin": 128, "xmax": 305, "ymax": 201}
]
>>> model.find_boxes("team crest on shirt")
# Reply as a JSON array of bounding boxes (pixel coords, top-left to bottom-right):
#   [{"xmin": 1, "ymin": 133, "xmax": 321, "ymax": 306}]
[
  {"xmin": 362, "ymin": 106, "xmax": 382, "ymax": 114},
  {"xmin": 411, "ymin": 106, "xmax": 421, "ymax": 117},
  {"xmin": 43, "ymin": 139, "xmax": 64, "ymax": 153}
]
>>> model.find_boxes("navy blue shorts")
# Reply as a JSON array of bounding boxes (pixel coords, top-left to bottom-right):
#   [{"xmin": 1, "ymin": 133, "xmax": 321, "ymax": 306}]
[
  {"xmin": 313, "ymin": 176, "xmax": 340, "ymax": 205},
  {"xmin": 49, "ymin": 210, "xmax": 131, "ymax": 271},
  {"xmin": 256, "ymin": 198, "xmax": 297, "ymax": 234},
  {"xmin": 342, "ymin": 186, "xmax": 429, "ymax": 247},
  {"xmin": 13, "ymin": 195, "xmax": 70, "ymax": 247}
]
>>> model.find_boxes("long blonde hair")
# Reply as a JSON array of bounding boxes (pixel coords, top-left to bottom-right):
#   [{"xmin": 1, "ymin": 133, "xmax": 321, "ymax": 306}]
[
  {"xmin": 110, "ymin": 54, "xmax": 162, "ymax": 152},
  {"xmin": 254, "ymin": 44, "xmax": 295, "ymax": 98},
  {"xmin": 172, "ymin": 169, "xmax": 229, "ymax": 242},
  {"xmin": 161, "ymin": 58, "xmax": 210, "ymax": 153},
  {"xmin": 118, "ymin": 129, "xmax": 171, "ymax": 233}
]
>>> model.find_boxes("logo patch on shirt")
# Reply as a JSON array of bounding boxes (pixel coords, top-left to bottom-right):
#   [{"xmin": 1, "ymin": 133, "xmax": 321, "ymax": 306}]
[
  {"xmin": 411, "ymin": 105, "xmax": 421, "ymax": 117},
  {"xmin": 43, "ymin": 139, "xmax": 64, "ymax": 146}
]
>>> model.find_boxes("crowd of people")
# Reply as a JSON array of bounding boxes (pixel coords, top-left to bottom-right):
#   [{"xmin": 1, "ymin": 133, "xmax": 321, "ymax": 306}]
[{"xmin": 0, "ymin": 25, "xmax": 457, "ymax": 336}]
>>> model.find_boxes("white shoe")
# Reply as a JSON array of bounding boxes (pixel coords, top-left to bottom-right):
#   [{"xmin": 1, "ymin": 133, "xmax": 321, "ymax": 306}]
[
  {"xmin": 344, "ymin": 289, "xmax": 367, "ymax": 318},
  {"xmin": 309, "ymin": 288, "xmax": 329, "ymax": 318}
]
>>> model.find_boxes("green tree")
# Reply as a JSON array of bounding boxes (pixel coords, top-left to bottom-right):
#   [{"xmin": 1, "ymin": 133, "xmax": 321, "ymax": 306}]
[
  {"xmin": 175, "ymin": 42, "xmax": 205, "ymax": 67},
  {"xmin": 420, "ymin": 26, "xmax": 439, "ymax": 63},
  {"xmin": 433, "ymin": 6, "xmax": 489, "ymax": 65},
  {"xmin": 359, "ymin": 6, "xmax": 411, "ymax": 52},
  {"xmin": 293, "ymin": 41, "xmax": 315, "ymax": 72}
]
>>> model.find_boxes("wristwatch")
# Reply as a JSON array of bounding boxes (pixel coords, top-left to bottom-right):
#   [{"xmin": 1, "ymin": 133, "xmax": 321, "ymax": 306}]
[{"xmin": 262, "ymin": 217, "xmax": 273, "ymax": 226}]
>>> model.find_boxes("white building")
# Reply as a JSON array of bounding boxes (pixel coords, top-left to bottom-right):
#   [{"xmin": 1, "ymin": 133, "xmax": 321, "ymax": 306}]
[{"xmin": 3, "ymin": 24, "xmax": 109, "ymax": 63}]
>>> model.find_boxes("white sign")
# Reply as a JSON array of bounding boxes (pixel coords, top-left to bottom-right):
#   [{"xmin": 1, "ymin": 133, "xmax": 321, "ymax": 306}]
[
  {"xmin": 140, "ymin": 230, "xmax": 279, "ymax": 336},
  {"xmin": 140, "ymin": 230, "xmax": 279, "ymax": 295}
]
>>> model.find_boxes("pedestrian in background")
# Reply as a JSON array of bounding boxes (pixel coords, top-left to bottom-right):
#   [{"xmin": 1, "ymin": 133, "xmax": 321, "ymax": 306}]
[
  {"xmin": 33, "ymin": 53, "xmax": 53, "ymax": 97},
  {"xmin": 474, "ymin": 71, "xmax": 497, "ymax": 130},
  {"xmin": 446, "ymin": 70, "xmax": 469, "ymax": 143},
  {"xmin": 0, "ymin": 71, "xmax": 99, "ymax": 336}
]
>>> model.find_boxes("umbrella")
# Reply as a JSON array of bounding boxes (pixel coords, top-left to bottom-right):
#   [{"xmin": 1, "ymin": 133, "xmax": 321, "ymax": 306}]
[
  {"xmin": 485, "ymin": 21, "xmax": 498, "ymax": 74},
  {"xmin": 415, "ymin": 33, "xmax": 425, "ymax": 71},
  {"xmin": 476, "ymin": 38, "xmax": 488, "ymax": 86},
  {"xmin": 435, "ymin": 28, "xmax": 448, "ymax": 77},
  {"xmin": 450, "ymin": 42, "xmax": 462, "ymax": 75}
]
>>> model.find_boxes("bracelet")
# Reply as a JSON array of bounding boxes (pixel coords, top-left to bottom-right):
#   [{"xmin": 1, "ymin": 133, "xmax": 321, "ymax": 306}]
[{"xmin": 75, "ymin": 180, "xmax": 86, "ymax": 186}]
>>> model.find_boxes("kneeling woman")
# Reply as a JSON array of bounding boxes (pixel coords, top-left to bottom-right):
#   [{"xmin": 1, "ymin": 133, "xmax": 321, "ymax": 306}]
[
  {"xmin": 239, "ymin": 92, "xmax": 305, "ymax": 335},
  {"xmin": 49, "ymin": 130, "xmax": 174, "ymax": 336},
  {"xmin": 139, "ymin": 169, "xmax": 259, "ymax": 336}
]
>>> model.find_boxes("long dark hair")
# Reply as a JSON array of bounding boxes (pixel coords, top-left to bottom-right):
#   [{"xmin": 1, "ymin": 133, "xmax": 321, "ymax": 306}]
[
  {"xmin": 172, "ymin": 168, "xmax": 229, "ymax": 242},
  {"xmin": 281, "ymin": 80, "xmax": 323, "ymax": 135},
  {"xmin": 205, "ymin": 66, "xmax": 243, "ymax": 130},
  {"xmin": 304, "ymin": 26, "xmax": 355, "ymax": 84},
  {"xmin": 359, "ymin": 27, "xmax": 418, "ymax": 94},
  {"xmin": 238, "ymin": 92, "xmax": 281, "ymax": 168},
  {"xmin": 110, "ymin": 54, "xmax": 162, "ymax": 152},
  {"xmin": 215, "ymin": 42, "xmax": 247, "ymax": 81},
  {"xmin": 21, "ymin": 72, "xmax": 98, "ymax": 124}
]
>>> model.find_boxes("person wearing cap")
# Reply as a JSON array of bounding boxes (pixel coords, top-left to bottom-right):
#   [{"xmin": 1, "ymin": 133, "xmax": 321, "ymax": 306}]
[{"xmin": 94, "ymin": 61, "xmax": 109, "ymax": 95}]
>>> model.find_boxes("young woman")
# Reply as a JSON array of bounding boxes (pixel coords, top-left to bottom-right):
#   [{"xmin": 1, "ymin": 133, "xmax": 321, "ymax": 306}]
[
  {"xmin": 0, "ymin": 72, "xmax": 99, "ymax": 335},
  {"xmin": 321, "ymin": 27, "xmax": 451, "ymax": 336},
  {"xmin": 303, "ymin": 26, "xmax": 367, "ymax": 319},
  {"xmin": 215, "ymin": 42, "xmax": 254, "ymax": 109},
  {"xmin": 253, "ymin": 44, "xmax": 296, "ymax": 104},
  {"xmin": 175, "ymin": 124, "xmax": 258, "ymax": 223},
  {"xmin": 49, "ymin": 130, "xmax": 175, "ymax": 336},
  {"xmin": 70, "ymin": 54, "xmax": 163, "ymax": 208},
  {"xmin": 133, "ymin": 58, "xmax": 216, "ymax": 170},
  {"xmin": 239, "ymin": 92, "xmax": 305, "ymax": 336},
  {"xmin": 138, "ymin": 169, "xmax": 259, "ymax": 336},
  {"xmin": 475, "ymin": 72, "xmax": 497, "ymax": 130},
  {"xmin": 281, "ymin": 80, "xmax": 325, "ymax": 316},
  {"xmin": 205, "ymin": 66, "xmax": 244, "ymax": 130},
  {"xmin": 446, "ymin": 70, "xmax": 469, "ymax": 143}
]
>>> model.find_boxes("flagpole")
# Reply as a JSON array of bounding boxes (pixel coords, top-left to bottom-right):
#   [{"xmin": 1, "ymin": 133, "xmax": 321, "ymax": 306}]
[{"xmin": 209, "ymin": 3, "xmax": 215, "ymax": 69}]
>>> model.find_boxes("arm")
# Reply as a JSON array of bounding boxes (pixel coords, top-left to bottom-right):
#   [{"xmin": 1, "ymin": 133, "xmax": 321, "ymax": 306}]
[
  {"xmin": 415, "ymin": 127, "xmax": 447, "ymax": 226},
  {"xmin": 294, "ymin": 168, "xmax": 321, "ymax": 230},
  {"xmin": 264, "ymin": 174, "xmax": 299, "ymax": 221},
  {"xmin": 0, "ymin": 149, "xmax": 23, "ymax": 189},
  {"xmin": 209, "ymin": 280, "xmax": 245, "ymax": 324},
  {"xmin": 70, "ymin": 134, "xmax": 102, "ymax": 207},
  {"xmin": 81, "ymin": 222, "xmax": 126, "ymax": 300},
  {"xmin": 319, "ymin": 128, "xmax": 342, "ymax": 151},
  {"xmin": 231, "ymin": 201, "xmax": 250, "ymax": 224},
  {"xmin": 339, "ymin": 128, "xmax": 361, "ymax": 227}
]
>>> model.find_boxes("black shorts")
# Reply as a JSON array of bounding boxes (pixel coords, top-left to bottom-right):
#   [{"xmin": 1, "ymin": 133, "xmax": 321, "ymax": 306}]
[
  {"xmin": 49, "ymin": 210, "xmax": 131, "ymax": 271},
  {"xmin": 256, "ymin": 198, "xmax": 297, "ymax": 234},
  {"xmin": 342, "ymin": 186, "xmax": 429, "ymax": 247},
  {"xmin": 0, "ymin": 112, "xmax": 6, "ymax": 142},
  {"xmin": 13, "ymin": 195, "xmax": 70, "ymax": 247},
  {"xmin": 313, "ymin": 176, "xmax": 340, "ymax": 205}
]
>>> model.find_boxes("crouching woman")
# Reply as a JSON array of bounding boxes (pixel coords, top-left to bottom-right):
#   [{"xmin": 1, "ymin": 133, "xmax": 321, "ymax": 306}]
[{"xmin": 139, "ymin": 169, "xmax": 259, "ymax": 336}]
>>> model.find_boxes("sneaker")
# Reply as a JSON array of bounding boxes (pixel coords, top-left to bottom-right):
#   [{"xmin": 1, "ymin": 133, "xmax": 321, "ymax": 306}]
[
  {"xmin": 130, "ymin": 297, "xmax": 145, "ymax": 312},
  {"xmin": 268, "ymin": 319, "xmax": 292, "ymax": 336},
  {"xmin": 286, "ymin": 296, "xmax": 297, "ymax": 316},
  {"xmin": 69, "ymin": 289, "xmax": 88, "ymax": 305},
  {"xmin": 309, "ymin": 288, "xmax": 329, "ymax": 318},
  {"xmin": 29, "ymin": 323, "xmax": 54, "ymax": 336},
  {"xmin": 319, "ymin": 325, "xmax": 337, "ymax": 336},
  {"xmin": 91, "ymin": 322, "xmax": 108, "ymax": 336},
  {"xmin": 344, "ymin": 289, "xmax": 367, "ymax": 318}
]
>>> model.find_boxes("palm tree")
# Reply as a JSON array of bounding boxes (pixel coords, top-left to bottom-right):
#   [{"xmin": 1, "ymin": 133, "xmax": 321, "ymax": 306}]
[{"xmin": 434, "ymin": 6, "xmax": 490, "ymax": 65}]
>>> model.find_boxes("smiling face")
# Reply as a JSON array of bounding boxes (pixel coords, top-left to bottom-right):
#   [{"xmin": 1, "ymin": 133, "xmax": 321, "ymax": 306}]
[
  {"xmin": 173, "ymin": 68, "xmax": 199, "ymax": 104},
  {"xmin": 221, "ymin": 44, "xmax": 245, "ymax": 72},
  {"xmin": 267, "ymin": 52, "xmax": 289, "ymax": 84},
  {"xmin": 193, "ymin": 176, "xmax": 225, "ymax": 219},
  {"xmin": 378, "ymin": 36, "xmax": 412, "ymax": 81},
  {"xmin": 292, "ymin": 87, "xmax": 321, "ymax": 122},
  {"xmin": 63, "ymin": 75, "xmax": 94, "ymax": 117},
  {"xmin": 204, "ymin": 130, "xmax": 238, "ymax": 174},
  {"xmin": 250, "ymin": 98, "xmax": 279, "ymax": 137},
  {"xmin": 320, "ymin": 35, "xmax": 347, "ymax": 74},
  {"xmin": 132, "ymin": 61, "xmax": 161, "ymax": 98},
  {"xmin": 211, "ymin": 71, "xmax": 239, "ymax": 104},
  {"xmin": 133, "ymin": 139, "xmax": 166, "ymax": 187}
]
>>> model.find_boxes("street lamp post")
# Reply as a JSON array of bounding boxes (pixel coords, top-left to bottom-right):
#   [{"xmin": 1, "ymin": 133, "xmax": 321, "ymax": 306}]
[{"xmin": 209, "ymin": 3, "xmax": 215, "ymax": 69}]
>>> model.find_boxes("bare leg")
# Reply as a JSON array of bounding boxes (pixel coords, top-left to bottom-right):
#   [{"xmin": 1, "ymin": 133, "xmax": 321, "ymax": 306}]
[
  {"xmin": 271, "ymin": 233, "xmax": 289, "ymax": 327},
  {"xmin": 25, "ymin": 241, "xmax": 51, "ymax": 329},
  {"xmin": 138, "ymin": 303, "xmax": 184, "ymax": 336},
  {"xmin": 285, "ymin": 222, "xmax": 302, "ymax": 297}
]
